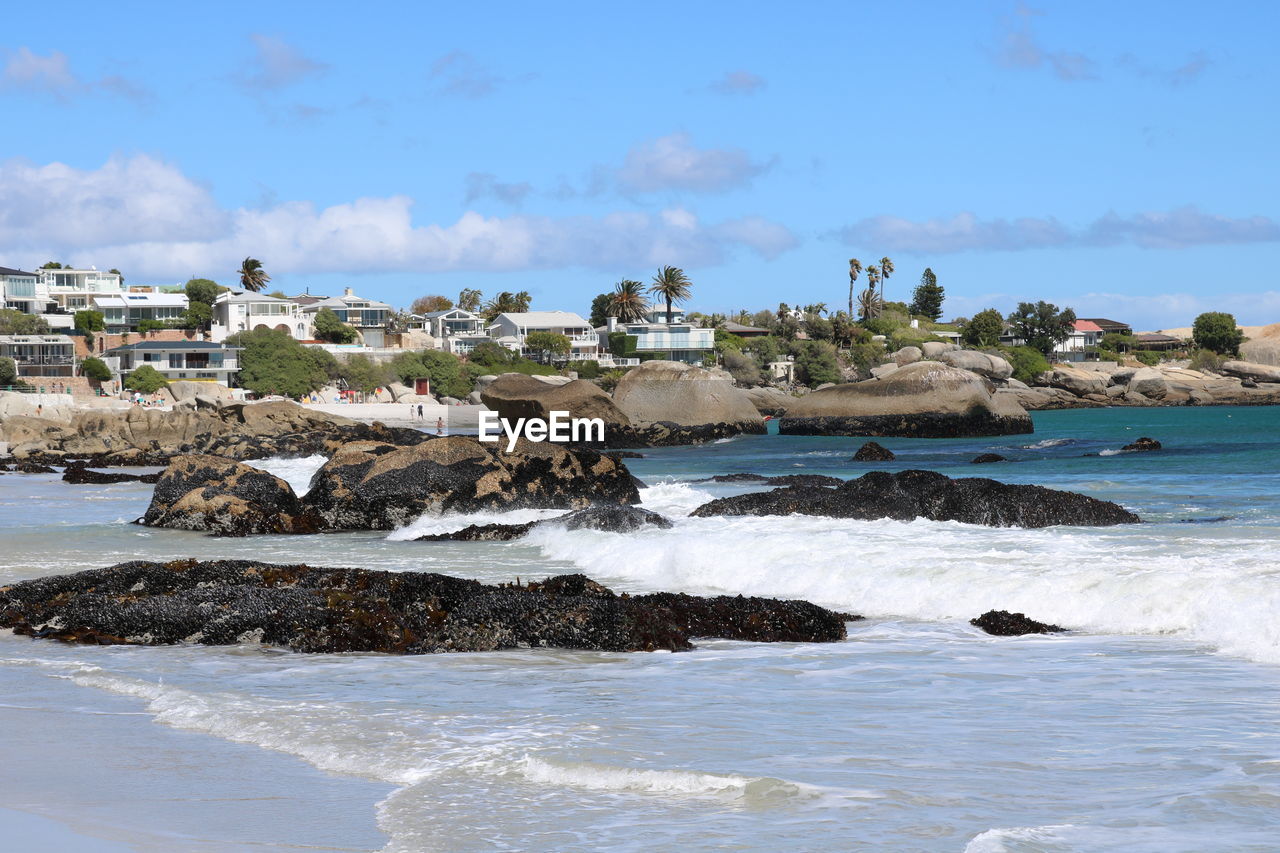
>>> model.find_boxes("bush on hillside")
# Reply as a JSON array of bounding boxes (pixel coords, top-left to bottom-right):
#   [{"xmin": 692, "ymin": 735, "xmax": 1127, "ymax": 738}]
[
  {"xmin": 1003, "ymin": 346, "xmax": 1051, "ymax": 385},
  {"xmin": 123, "ymin": 364, "xmax": 169, "ymax": 394}
]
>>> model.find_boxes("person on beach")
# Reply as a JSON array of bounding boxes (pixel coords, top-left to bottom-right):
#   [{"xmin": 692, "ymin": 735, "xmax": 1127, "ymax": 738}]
[
  {"xmin": 410, "ymin": 404, "xmax": 416, "ymax": 420},
  {"xmin": 418, "ymin": 404, "xmax": 424, "ymax": 420},
  {"xmin": 436, "ymin": 416, "xmax": 444, "ymax": 436}
]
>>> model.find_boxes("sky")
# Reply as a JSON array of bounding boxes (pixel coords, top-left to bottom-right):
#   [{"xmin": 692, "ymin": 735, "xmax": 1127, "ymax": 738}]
[{"xmin": 1, "ymin": 0, "xmax": 1277, "ymax": 331}]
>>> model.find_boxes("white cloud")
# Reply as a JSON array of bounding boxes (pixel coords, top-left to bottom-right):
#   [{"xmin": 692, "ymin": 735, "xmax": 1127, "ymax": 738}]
[
  {"xmin": 617, "ymin": 133, "xmax": 771, "ymax": 194},
  {"xmin": 708, "ymin": 70, "xmax": 766, "ymax": 95},
  {"xmin": 841, "ymin": 207, "xmax": 1280, "ymax": 253},
  {"xmin": 238, "ymin": 34, "xmax": 327, "ymax": 90},
  {"xmin": 0, "ymin": 155, "xmax": 798, "ymax": 279},
  {"xmin": 463, "ymin": 172, "xmax": 532, "ymax": 206},
  {"xmin": 1, "ymin": 47, "xmax": 149, "ymax": 102}
]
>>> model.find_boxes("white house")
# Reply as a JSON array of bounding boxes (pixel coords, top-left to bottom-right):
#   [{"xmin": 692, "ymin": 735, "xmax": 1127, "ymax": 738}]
[
  {"xmin": 0, "ymin": 267, "xmax": 41, "ymax": 314},
  {"xmin": 211, "ymin": 291, "xmax": 311, "ymax": 342},
  {"xmin": 92, "ymin": 290, "xmax": 189, "ymax": 332},
  {"xmin": 1001, "ymin": 319, "xmax": 1104, "ymax": 363},
  {"xmin": 36, "ymin": 267, "xmax": 124, "ymax": 312},
  {"xmin": 486, "ymin": 311, "xmax": 601, "ymax": 361},
  {"xmin": 105, "ymin": 340, "xmax": 241, "ymax": 385},
  {"xmin": 0, "ymin": 334, "xmax": 77, "ymax": 379},
  {"xmin": 298, "ymin": 288, "xmax": 393, "ymax": 347},
  {"xmin": 416, "ymin": 308, "xmax": 490, "ymax": 355},
  {"xmin": 602, "ymin": 307, "xmax": 715, "ymax": 364}
]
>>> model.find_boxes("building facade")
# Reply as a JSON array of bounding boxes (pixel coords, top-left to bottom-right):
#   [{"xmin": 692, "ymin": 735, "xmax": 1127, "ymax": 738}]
[
  {"xmin": 93, "ymin": 291, "xmax": 189, "ymax": 332},
  {"xmin": 487, "ymin": 311, "xmax": 601, "ymax": 361},
  {"xmin": 36, "ymin": 267, "xmax": 124, "ymax": 312},
  {"xmin": 105, "ymin": 341, "xmax": 241, "ymax": 385},
  {"xmin": 211, "ymin": 291, "xmax": 311, "ymax": 342},
  {"xmin": 416, "ymin": 308, "xmax": 490, "ymax": 355},
  {"xmin": 603, "ymin": 309, "xmax": 715, "ymax": 364},
  {"xmin": 0, "ymin": 334, "xmax": 77, "ymax": 378},
  {"xmin": 300, "ymin": 288, "xmax": 393, "ymax": 347},
  {"xmin": 0, "ymin": 267, "xmax": 41, "ymax": 314}
]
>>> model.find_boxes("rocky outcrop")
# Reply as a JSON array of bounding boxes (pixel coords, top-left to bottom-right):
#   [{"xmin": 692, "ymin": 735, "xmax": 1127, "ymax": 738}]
[
  {"xmin": 852, "ymin": 441, "xmax": 895, "ymax": 462},
  {"xmin": 612, "ymin": 361, "xmax": 766, "ymax": 437},
  {"xmin": 298, "ymin": 437, "xmax": 641, "ymax": 531},
  {"xmin": 921, "ymin": 341, "xmax": 960, "ymax": 358},
  {"xmin": 1046, "ymin": 365, "xmax": 1108, "ymax": 396},
  {"xmin": 891, "ymin": 346, "xmax": 922, "ymax": 366},
  {"xmin": 0, "ymin": 561, "xmax": 851, "ymax": 653},
  {"xmin": 140, "ymin": 455, "xmax": 322, "ymax": 536},
  {"xmin": 690, "ymin": 469, "xmax": 1140, "ymax": 528},
  {"xmin": 1125, "ymin": 368, "xmax": 1168, "ymax": 399},
  {"xmin": 1221, "ymin": 361, "xmax": 1280, "ymax": 383},
  {"xmin": 0, "ymin": 400, "xmax": 430, "ymax": 465},
  {"xmin": 938, "ymin": 350, "xmax": 1014, "ymax": 380},
  {"xmin": 742, "ymin": 386, "xmax": 793, "ymax": 416},
  {"xmin": 692, "ymin": 472, "xmax": 845, "ymax": 487},
  {"xmin": 418, "ymin": 505, "xmax": 673, "ymax": 541},
  {"xmin": 62, "ymin": 463, "xmax": 160, "ymax": 485},
  {"xmin": 480, "ymin": 373, "xmax": 630, "ymax": 425},
  {"xmin": 970, "ymin": 610, "xmax": 1063, "ymax": 636},
  {"xmin": 779, "ymin": 362, "xmax": 1033, "ymax": 438},
  {"xmin": 1121, "ymin": 436, "xmax": 1162, "ymax": 452},
  {"xmin": 971, "ymin": 453, "xmax": 1008, "ymax": 464}
]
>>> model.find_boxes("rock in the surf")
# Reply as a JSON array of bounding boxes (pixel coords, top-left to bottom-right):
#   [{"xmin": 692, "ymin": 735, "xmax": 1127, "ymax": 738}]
[
  {"xmin": 970, "ymin": 610, "xmax": 1064, "ymax": 636},
  {"xmin": 690, "ymin": 469, "xmax": 1140, "ymax": 528}
]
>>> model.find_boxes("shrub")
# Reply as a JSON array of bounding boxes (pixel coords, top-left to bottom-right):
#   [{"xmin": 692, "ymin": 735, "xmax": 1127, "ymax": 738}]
[
  {"xmin": 229, "ymin": 328, "xmax": 330, "ymax": 397},
  {"xmin": 962, "ymin": 308, "xmax": 1005, "ymax": 348},
  {"xmin": 123, "ymin": 364, "xmax": 169, "ymax": 394},
  {"xmin": 523, "ymin": 331, "xmax": 571, "ymax": 362},
  {"xmin": 1191, "ymin": 312, "xmax": 1244, "ymax": 355},
  {"xmin": 1003, "ymin": 346, "xmax": 1051, "ymax": 384},
  {"xmin": 313, "ymin": 307, "xmax": 358, "ymax": 344},
  {"xmin": 722, "ymin": 349, "xmax": 761, "ymax": 385},
  {"xmin": 714, "ymin": 329, "xmax": 745, "ymax": 352},
  {"xmin": 81, "ymin": 356, "xmax": 112, "ymax": 382},
  {"xmin": 0, "ymin": 356, "xmax": 18, "ymax": 387},
  {"xmin": 793, "ymin": 341, "xmax": 842, "ymax": 387},
  {"xmin": 596, "ymin": 369, "xmax": 627, "ymax": 393},
  {"xmin": 137, "ymin": 319, "xmax": 166, "ymax": 334},
  {"xmin": 575, "ymin": 360, "xmax": 601, "ymax": 379},
  {"xmin": 468, "ymin": 340, "xmax": 518, "ymax": 368},
  {"xmin": 741, "ymin": 335, "xmax": 781, "ymax": 369},
  {"xmin": 847, "ymin": 341, "xmax": 886, "ymax": 379},
  {"xmin": 340, "ymin": 354, "xmax": 393, "ymax": 394},
  {"xmin": 1189, "ymin": 348, "xmax": 1226, "ymax": 373},
  {"xmin": 1133, "ymin": 350, "xmax": 1160, "ymax": 367}
]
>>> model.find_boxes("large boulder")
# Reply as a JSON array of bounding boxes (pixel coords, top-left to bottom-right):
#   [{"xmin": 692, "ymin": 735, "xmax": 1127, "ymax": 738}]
[
  {"xmin": 691, "ymin": 469, "xmax": 1139, "ymax": 528},
  {"xmin": 938, "ymin": 350, "xmax": 1014, "ymax": 380},
  {"xmin": 921, "ymin": 341, "xmax": 960, "ymax": 358},
  {"xmin": 301, "ymin": 436, "xmax": 641, "ymax": 530},
  {"xmin": 742, "ymin": 386, "xmax": 793, "ymax": 416},
  {"xmin": 1046, "ymin": 365, "xmax": 1108, "ymax": 396},
  {"xmin": 892, "ymin": 346, "xmax": 922, "ymax": 366},
  {"xmin": 1125, "ymin": 367, "xmax": 1169, "ymax": 399},
  {"xmin": 0, "ymin": 562, "xmax": 851, "ymax": 653},
  {"xmin": 1221, "ymin": 361, "xmax": 1280, "ymax": 383},
  {"xmin": 419, "ymin": 505, "xmax": 674, "ymax": 541},
  {"xmin": 1241, "ymin": 336, "xmax": 1280, "ymax": 367},
  {"xmin": 778, "ymin": 361, "xmax": 1032, "ymax": 438},
  {"xmin": 480, "ymin": 373, "xmax": 630, "ymax": 425},
  {"xmin": 611, "ymin": 361, "xmax": 765, "ymax": 435},
  {"xmin": 140, "ymin": 455, "xmax": 320, "ymax": 536},
  {"xmin": 168, "ymin": 381, "xmax": 236, "ymax": 403}
]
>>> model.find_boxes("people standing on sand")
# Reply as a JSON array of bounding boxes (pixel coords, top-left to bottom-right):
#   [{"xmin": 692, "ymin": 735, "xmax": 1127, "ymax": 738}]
[
  {"xmin": 418, "ymin": 404, "xmax": 424, "ymax": 420},
  {"xmin": 436, "ymin": 417, "xmax": 444, "ymax": 436},
  {"xmin": 410, "ymin": 404, "xmax": 416, "ymax": 420}
]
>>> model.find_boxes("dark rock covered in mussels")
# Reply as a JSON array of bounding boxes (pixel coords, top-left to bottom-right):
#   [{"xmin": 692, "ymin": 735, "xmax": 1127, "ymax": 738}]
[
  {"xmin": 140, "ymin": 455, "xmax": 322, "ymax": 536},
  {"xmin": 970, "ymin": 610, "xmax": 1064, "ymax": 636},
  {"xmin": 0, "ymin": 561, "xmax": 850, "ymax": 654},
  {"xmin": 690, "ymin": 469, "xmax": 1140, "ymax": 528},
  {"xmin": 417, "ymin": 505, "xmax": 672, "ymax": 542},
  {"xmin": 1121, "ymin": 437, "xmax": 1162, "ymax": 452},
  {"xmin": 852, "ymin": 441, "xmax": 896, "ymax": 462}
]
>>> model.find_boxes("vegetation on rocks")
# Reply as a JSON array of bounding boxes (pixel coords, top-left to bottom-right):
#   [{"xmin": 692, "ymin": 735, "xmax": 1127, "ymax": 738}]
[{"xmin": 123, "ymin": 364, "xmax": 169, "ymax": 393}]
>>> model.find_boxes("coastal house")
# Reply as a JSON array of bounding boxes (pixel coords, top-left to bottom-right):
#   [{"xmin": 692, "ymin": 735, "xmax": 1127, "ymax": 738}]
[
  {"xmin": 299, "ymin": 288, "xmax": 393, "ymax": 347},
  {"xmin": 601, "ymin": 308, "xmax": 715, "ymax": 364},
  {"xmin": 36, "ymin": 267, "xmax": 124, "ymax": 312},
  {"xmin": 0, "ymin": 334, "xmax": 77, "ymax": 379},
  {"xmin": 210, "ymin": 291, "xmax": 311, "ymax": 342},
  {"xmin": 1077, "ymin": 317, "xmax": 1133, "ymax": 337},
  {"xmin": 92, "ymin": 290, "xmax": 189, "ymax": 333},
  {"xmin": 416, "ymin": 308, "xmax": 490, "ymax": 355},
  {"xmin": 0, "ymin": 267, "xmax": 41, "ymax": 314},
  {"xmin": 487, "ymin": 311, "xmax": 601, "ymax": 362},
  {"xmin": 721, "ymin": 320, "xmax": 770, "ymax": 339},
  {"xmin": 1135, "ymin": 332, "xmax": 1183, "ymax": 351},
  {"xmin": 105, "ymin": 340, "xmax": 241, "ymax": 385},
  {"xmin": 1001, "ymin": 319, "xmax": 1104, "ymax": 362}
]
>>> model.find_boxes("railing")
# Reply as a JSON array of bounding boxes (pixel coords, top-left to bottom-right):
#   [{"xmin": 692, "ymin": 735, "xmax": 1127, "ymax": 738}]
[{"xmin": 7, "ymin": 355, "xmax": 76, "ymax": 366}]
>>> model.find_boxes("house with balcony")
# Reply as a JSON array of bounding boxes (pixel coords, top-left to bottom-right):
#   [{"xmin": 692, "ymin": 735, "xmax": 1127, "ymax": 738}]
[
  {"xmin": 299, "ymin": 288, "xmax": 393, "ymax": 347},
  {"xmin": 487, "ymin": 311, "xmax": 601, "ymax": 362},
  {"xmin": 105, "ymin": 340, "xmax": 241, "ymax": 385},
  {"xmin": 36, "ymin": 267, "xmax": 124, "ymax": 312},
  {"xmin": 211, "ymin": 291, "xmax": 311, "ymax": 342},
  {"xmin": 415, "ymin": 308, "xmax": 490, "ymax": 355},
  {"xmin": 0, "ymin": 267, "xmax": 41, "ymax": 314},
  {"xmin": 92, "ymin": 290, "xmax": 189, "ymax": 332},
  {"xmin": 1001, "ymin": 319, "xmax": 1105, "ymax": 363},
  {"xmin": 0, "ymin": 334, "xmax": 77, "ymax": 378},
  {"xmin": 601, "ymin": 308, "xmax": 715, "ymax": 364}
]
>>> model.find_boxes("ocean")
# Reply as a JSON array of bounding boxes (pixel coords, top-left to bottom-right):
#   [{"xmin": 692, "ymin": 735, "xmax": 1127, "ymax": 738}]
[{"xmin": 1, "ymin": 405, "xmax": 1279, "ymax": 851}]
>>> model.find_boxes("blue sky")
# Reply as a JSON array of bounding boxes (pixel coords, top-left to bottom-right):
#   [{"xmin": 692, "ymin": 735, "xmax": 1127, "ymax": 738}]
[{"xmin": 1, "ymin": 0, "xmax": 1276, "ymax": 330}]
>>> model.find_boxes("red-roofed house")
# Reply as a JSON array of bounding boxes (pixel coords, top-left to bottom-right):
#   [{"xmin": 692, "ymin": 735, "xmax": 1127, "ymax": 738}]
[{"xmin": 1052, "ymin": 319, "xmax": 1104, "ymax": 362}]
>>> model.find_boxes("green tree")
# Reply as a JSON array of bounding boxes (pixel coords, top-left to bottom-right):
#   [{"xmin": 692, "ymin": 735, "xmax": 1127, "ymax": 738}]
[
  {"xmin": 81, "ymin": 356, "xmax": 112, "ymax": 382},
  {"xmin": 722, "ymin": 349, "xmax": 761, "ymax": 385},
  {"xmin": 1191, "ymin": 311, "xmax": 1244, "ymax": 355},
  {"xmin": 457, "ymin": 288, "xmax": 483, "ymax": 312},
  {"xmin": 962, "ymin": 308, "xmax": 1005, "ymax": 348},
  {"xmin": 589, "ymin": 292, "xmax": 613, "ymax": 327},
  {"xmin": 468, "ymin": 340, "xmax": 519, "ymax": 368},
  {"xmin": 1007, "ymin": 301, "xmax": 1076, "ymax": 357},
  {"xmin": 793, "ymin": 340, "xmax": 842, "ymax": 386},
  {"xmin": 137, "ymin": 319, "xmax": 167, "ymax": 334},
  {"xmin": 608, "ymin": 279, "xmax": 650, "ymax": 322},
  {"xmin": 524, "ymin": 330, "xmax": 572, "ymax": 362},
  {"xmin": 184, "ymin": 278, "xmax": 222, "ymax": 306},
  {"xmin": 74, "ymin": 310, "xmax": 105, "ymax": 347},
  {"xmin": 313, "ymin": 307, "xmax": 357, "ymax": 344},
  {"xmin": 123, "ymin": 364, "xmax": 169, "ymax": 394},
  {"xmin": 1100, "ymin": 332, "xmax": 1135, "ymax": 354},
  {"xmin": 481, "ymin": 290, "xmax": 532, "ymax": 321},
  {"xmin": 0, "ymin": 356, "xmax": 18, "ymax": 387},
  {"xmin": 909, "ymin": 268, "xmax": 945, "ymax": 321},
  {"xmin": 340, "ymin": 354, "xmax": 392, "ymax": 394},
  {"xmin": 847, "ymin": 258, "xmax": 863, "ymax": 316},
  {"xmin": 649, "ymin": 266, "xmax": 692, "ymax": 324},
  {"xmin": 230, "ymin": 329, "xmax": 330, "ymax": 397},
  {"xmin": 39, "ymin": 261, "xmax": 64, "ymax": 269},
  {"xmin": 1003, "ymin": 345, "xmax": 1051, "ymax": 384},
  {"xmin": 878, "ymin": 256, "xmax": 894, "ymax": 302},
  {"xmin": 411, "ymin": 294, "xmax": 454, "ymax": 314},
  {"xmin": 238, "ymin": 257, "xmax": 270, "ymax": 292},
  {"xmin": 180, "ymin": 301, "xmax": 213, "ymax": 331},
  {"xmin": 804, "ymin": 316, "xmax": 834, "ymax": 340},
  {"xmin": 0, "ymin": 310, "xmax": 50, "ymax": 335},
  {"xmin": 741, "ymin": 335, "xmax": 781, "ymax": 369}
]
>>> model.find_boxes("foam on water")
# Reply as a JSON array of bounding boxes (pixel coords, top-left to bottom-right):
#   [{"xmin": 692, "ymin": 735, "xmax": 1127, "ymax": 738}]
[{"xmin": 246, "ymin": 454, "xmax": 328, "ymax": 496}]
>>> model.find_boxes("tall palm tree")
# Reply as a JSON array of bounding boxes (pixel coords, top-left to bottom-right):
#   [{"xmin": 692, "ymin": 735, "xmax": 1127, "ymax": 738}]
[
  {"xmin": 238, "ymin": 257, "xmax": 270, "ymax": 292},
  {"xmin": 864, "ymin": 265, "xmax": 882, "ymax": 318},
  {"xmin": 481, "ymin": 290, "xmax": 534, "ymax": 321},
  {"xmin": 847, "ymin": 258, "xmax": 863, "ymax": 315},
  {"xmin": 649, "ymin": 265, "xmax": 692, "ymax": 324},
  {"xmin": 607, "ymin": 280, "xmax": 649, "ymax": 322},
  {"xmin": 879, "ymin": 256, "xmax": 894, "ymax": 303},
  {"xmin": 457, "ymin": 288, "xmax": 482, "ymax": 312}
]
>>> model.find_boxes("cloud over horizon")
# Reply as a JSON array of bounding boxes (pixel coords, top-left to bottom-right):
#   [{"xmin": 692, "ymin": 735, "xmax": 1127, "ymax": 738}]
[
  {"xmin": 616, "ymin": 132, "xmax": 772, "ymax": 194},
  {"xmin": 0, "ymin": 155, "xmax": 798, "ymax": 280},
  {"xmin": 840, "ymin": 207, "xmax": 1280, "ymax": 253}
]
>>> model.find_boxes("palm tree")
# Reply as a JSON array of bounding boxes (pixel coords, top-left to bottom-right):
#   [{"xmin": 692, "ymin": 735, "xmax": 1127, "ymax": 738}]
[
  {"xmin": 457, "ymin": 288, "xmax": 482, "ymax": 312},
  {"xmin": 649, "ymin": 265, "xmax": 692, "ymax": 324},
  {"xmin": 864, "ymin": 265, "xmax": 882, "ymax": 318},
  {"xmin": 857, "ymin": 287, "xmax": 883, "ymax": 320},
  {"xmin": 238, "ymin": 257, "xmax": 270, "ymax": 292},
  {"xmin": 481, "ymin": 290, "xmax": 533, "ymax": 321},
  {"xmin": 879, "ymin": 256, "xmax": 894, "ymax": 303},
  {"xmin": 607, "ymin": 280, "xmax": 649, "ymax": 322},
  {"xmin": 847, "ymin": 258, "xmax": 863, "ymax": 316}
]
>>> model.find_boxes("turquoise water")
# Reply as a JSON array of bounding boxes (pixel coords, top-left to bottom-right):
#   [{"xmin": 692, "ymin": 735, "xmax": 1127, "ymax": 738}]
[{"xmin": 2, "ymin": 406, "xmax": 1280, "ymax": 851}]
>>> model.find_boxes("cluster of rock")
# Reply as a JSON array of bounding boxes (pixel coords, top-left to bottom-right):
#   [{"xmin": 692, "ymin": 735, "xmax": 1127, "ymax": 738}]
[
  {"xmin": 0, "ymin": 400, "xmax": 428, "ymax": 465},
  {"xmin": 417, "ymin": 505, "xmax": 672, "ymax": 542},
  {"xmin": 141, "ymin": 436, "xmax": 640, "ymax": 536},
  {"xmin": 1006, "ymin": 362, "xmax": 1280, "ymax": 410},
  {"xmin": 690, "ymin": 469, "xmax": 1140, "ymax": 528},
  {"xmin": 0, "ymin": 560, "xmax": 852, "ymax": 654}
]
